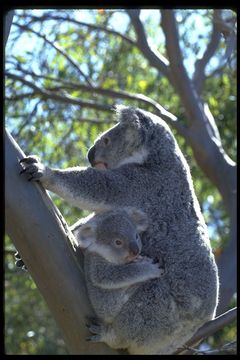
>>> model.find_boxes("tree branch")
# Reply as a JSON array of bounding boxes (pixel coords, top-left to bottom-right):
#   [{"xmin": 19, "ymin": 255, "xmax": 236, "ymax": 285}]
[
  {"xmin": 4, "ymin": 10, "xmax": 15, "ymax": 47},
  {"xmin": 18, "ymin": 13, "xmax": 137, "ymax": 47},
  {"xmin": 16, "ymin": 99, "xmax": 42, "ymax": 138},
  {"xmin": 193, "ymin": 10, "xmax": 222, "ymax": 94},
  {"xmin": 5, "ymin": 91, "xmax": 34, "ymax": 101},
  {"xmin": 174, "ymin": 307, "xmax": 237, "ymax": 354},
  {"xmin": 12, "ymin": 22, "xmax": 93, "ymax": 87},
  {"xmin": 209, "ymin": 31, "xmax": 236, "ymax": 78},
  {"xmin": 160, "ymin": 10, "xmax": 196, "ymax": 99},
  {"xmin": 6, "ymin": 72, "xmax": 113, "ymax": 112},
  {"xmin": 181, "ymin": 341, "xmax": 236, "ymax": 355},
  {"xmin": 126, "ymin": 10, "xmax": 170, "ymax": 78},
  {"xmin": 6, "ymin": 68, "xmax": 188, "ymax": 136},
  {"xmin": 160, "ymin": 10, "xmax": 234, "ymax": 164}
]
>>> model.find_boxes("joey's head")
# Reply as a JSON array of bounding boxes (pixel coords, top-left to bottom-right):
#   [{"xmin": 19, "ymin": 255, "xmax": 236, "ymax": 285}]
[
  {"xmin": 87, "ymin": 105, "xmax": 177, "ymax": 169},
  {"xmin": 76, "ymin": 208, "xmax": 148, "ymax": 264}
]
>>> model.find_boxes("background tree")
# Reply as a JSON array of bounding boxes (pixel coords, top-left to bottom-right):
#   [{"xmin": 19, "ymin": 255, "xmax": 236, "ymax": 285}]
[{"xmin": 5, "ymin": 8, "xmax": 236, "ymax": 354}]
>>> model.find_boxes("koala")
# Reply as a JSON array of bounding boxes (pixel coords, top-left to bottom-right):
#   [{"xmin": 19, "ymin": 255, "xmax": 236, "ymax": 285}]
[
  {"xmin": 71, "ymin": 208, "xmax": 163, "ymax": 326},
  {"xmin": 19, "ymin": 105, "xmax": 219, "ymax": 354}
]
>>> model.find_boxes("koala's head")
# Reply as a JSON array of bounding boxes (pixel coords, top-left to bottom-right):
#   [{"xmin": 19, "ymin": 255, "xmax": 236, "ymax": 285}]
[
  {"xmin": 76, "ymin": 208, "xmax": 148, "ymax": 264},
  {"xmin": 87, "ymin": 105, "xmax": 176, "ymax": 169}
]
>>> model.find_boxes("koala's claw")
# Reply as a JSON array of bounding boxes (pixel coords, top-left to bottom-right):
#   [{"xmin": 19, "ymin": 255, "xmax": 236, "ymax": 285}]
[
  {"xmin": 85, "ymin": 317, "xmax": 104, "ymax": 342},
  {"xmin": 19, "ymin": 156, "xmax": 39, "ymax": 164},
  {"xmin": 14, "ymin": 252, "xmax": 28, "ymax": 271},
  {"xmin": 86, "ymin": 335, "xmax": 101, "ymax": 342},
  {"xmin": 86, "ymin": 325, "xmax": 103, "ymax": 342},
  {"xmin": 19, "ymin": 168, "xmax": 27, "ymax": 175},
  {"xmin": 19, "ymin": 156, "xmax": 45, "ymax": 181},
  {"xmin": 14, "ymin": 251, "xmax": 22, "ymax": 260}
]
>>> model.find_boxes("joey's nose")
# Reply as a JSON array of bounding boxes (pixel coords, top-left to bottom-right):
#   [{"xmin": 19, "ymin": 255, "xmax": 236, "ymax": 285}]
[
  {"xmin": 87, "ymin": 146, "xmax": 95, "ymax": 166},
  {"xmin": 129, "ymin": 241, "xmax": 140, "ymax": 256}
]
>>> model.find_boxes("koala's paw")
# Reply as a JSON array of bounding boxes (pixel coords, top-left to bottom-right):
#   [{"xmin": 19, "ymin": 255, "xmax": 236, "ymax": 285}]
[
  {"xmin": 85, "ymin": 317, "xmax": 104, "ymax": 343},
  {"xmin": 19, "ymin": 156, "xmax": 47, "ymax": 182}
]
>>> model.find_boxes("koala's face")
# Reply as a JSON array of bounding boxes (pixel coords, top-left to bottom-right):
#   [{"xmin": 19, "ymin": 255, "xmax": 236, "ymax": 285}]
[
  {"xmin": 77, "ymin": 209, "xmax": 148, "ymax": 264},
  {"xmin": 95, "ymin": 214, "xmax": 142, "ymax": 264},
  {"xmin": 87, "ymin": 105, "xmax": 176, "ymax": 170},
  {"xmin": 87, "ymin": 107, "xmax": 149, "ymax": 169}
]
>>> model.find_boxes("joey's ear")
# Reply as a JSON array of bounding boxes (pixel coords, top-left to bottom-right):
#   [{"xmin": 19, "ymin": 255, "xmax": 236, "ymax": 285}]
[
  {"xmin": 115, "ymin": 105, "xmax": 140, "ymax": 129},
  {"xmin": 76, "ymin": 223, "xmax": 97, "ymax": 249},
  {"xmin": 126, "ymin": 208, "xmax": 148, "ymax": 232}
]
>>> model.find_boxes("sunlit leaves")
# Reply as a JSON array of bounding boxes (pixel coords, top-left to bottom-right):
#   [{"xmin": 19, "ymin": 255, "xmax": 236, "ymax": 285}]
[
  {"xmin": 4, "ymin": 236, "xmax": 68, "ymax": 355},
  {"xmin": 15, "ymin": 55, "xmax": 27, "ymax": 63}
]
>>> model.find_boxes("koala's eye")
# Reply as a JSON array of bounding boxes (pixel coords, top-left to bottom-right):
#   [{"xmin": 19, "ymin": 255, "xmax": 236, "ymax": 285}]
[
  {"xmin": 115, "ymin": 239, "xmax": 123, "ymax": 247},
  {"xmin": 103, "ymin": 137, "xmax": 110, "ymax": 146},
  {"xmin": 136, "ymin": 234, "xmax": 140, "ymax": 240}
]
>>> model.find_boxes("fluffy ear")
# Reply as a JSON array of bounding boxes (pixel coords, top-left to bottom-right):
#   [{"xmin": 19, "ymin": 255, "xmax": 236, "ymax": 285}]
[
  {"xmin": 115, "ymin": 105, "xmax": 141, "ymax": 129},
  {"xmin": 126, "ymin": 208, "xmax": 148, "ymax": 232},
  {"xmin": 76, "ymin": 222, "xmax": 97, "ymax": 249}
]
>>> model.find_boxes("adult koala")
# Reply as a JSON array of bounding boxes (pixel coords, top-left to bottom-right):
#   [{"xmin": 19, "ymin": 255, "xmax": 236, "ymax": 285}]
[{"xmin": 20, "ymin": 105, "xmax": 219, "ymax": 354}]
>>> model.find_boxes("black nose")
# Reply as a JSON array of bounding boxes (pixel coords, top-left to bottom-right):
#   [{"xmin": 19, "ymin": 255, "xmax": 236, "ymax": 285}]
[
  {"xmin": 129, "ymin": 241, "xmax": 140, "ymax": 256},
  {"xmin": 87, "ymin": 146, "xmax": 95, "ymax": 166}
]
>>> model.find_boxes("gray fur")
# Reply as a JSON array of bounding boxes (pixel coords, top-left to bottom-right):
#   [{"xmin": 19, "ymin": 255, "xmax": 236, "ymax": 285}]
[
  {"xmin": 71, "ymin": 208, "xmax": 162, "ymax": 325},
  {"xmin": 20, "ymin": 105, "xmax": 219, "ymax": 354}
]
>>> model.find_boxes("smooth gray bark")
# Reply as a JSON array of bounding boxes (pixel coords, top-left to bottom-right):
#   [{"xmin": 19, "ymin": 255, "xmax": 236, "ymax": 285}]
[
  {"xmin": 5, "ymin": 130, "xmax": 118, "ymax": 355},
  {"xmin": 4, "ymin": 10, "xmax": 14, "ymax": 47}
]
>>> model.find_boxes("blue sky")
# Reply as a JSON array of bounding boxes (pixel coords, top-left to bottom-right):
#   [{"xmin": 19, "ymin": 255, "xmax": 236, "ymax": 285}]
[{"xmin": 6, "ymin": 9, "xmax": 217, "ymax": 79}]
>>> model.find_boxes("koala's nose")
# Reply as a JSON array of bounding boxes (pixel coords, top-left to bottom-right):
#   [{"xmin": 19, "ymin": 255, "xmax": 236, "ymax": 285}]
[
  {"xmin": 129, "ymin": 241, "xmax": 141, "ymax": 256},
  {"xmin": 87, "ymin": 146, "xmax": 95, "ymax": 166}
]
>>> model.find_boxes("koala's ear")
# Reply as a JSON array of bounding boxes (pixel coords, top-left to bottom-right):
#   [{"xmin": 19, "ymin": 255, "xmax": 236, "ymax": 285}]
[
  {"xmin": 77, "ymin": 223, "xmax": 97, "ymax": 249},
  {"xmin": 126, "ymin": 208, "xmax": 148, "ymax": 232},
  {"xmin": 115, "ymin": 105, "xmax": 140, "ymax": 129}
]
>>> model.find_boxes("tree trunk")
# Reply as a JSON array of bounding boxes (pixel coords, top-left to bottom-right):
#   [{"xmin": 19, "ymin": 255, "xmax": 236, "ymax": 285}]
[
  {"xmin": 5, "ymin": 129, "xmax": 118, "ymax": 355},
  {"xmin": 4, "ymin": 10, "xmax": 14, "ymax": 47}
]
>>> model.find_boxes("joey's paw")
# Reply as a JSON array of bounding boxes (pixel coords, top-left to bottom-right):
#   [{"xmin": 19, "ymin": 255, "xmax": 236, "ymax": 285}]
[
  {"xmin": 140, "ymin": 255, "xmax": 155, "ymax": 264},
  {"xmin": 150, "ymin": 261, "xmax": 165, "ymax": 277},
  {"xmin": 19, "ymin": 156, "xmax": 47, "ymax": 182}
]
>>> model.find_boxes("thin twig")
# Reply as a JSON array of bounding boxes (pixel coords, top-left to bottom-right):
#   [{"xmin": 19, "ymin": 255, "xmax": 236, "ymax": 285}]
[
  {"xmin": 193, "ymin": 10, "xmax": 222, "ymax": 94},
  {"xmin": 174, "ymin": 307, "xmax": 237, "ymax": 354},
  {"xmin": 6, "ymin": 72, "xmax": 113, "ymax": 112},
  {"xmin": 6, "ymin": 68, "xmax": 188, "ymax": 137},
  {"xmin": 18, "ymin": 13, "xmax": 137, "ymax": 46},
  {"xmin": 181, "ymin": 340, "xmax": 236, "ymax": 355},
  {"xmin": 126, "ymin": 10, "xmax": 170, "ymax": 77},
  {"xmin": 12, "ymin": 22, "xmax": 93, "ymax": 87},
  {"xmin": 16, "ymin": 99, "xmax": 42, "ymax": 138}
]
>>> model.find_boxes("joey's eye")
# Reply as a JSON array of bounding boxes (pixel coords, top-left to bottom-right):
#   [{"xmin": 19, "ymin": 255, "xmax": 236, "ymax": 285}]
[
  {"xmin": 103, "ymin": 137, "xmax": 110, "ymax": 146},
  {"xmin": 115, "ymin": 239, "xmax": 123, "ymax": 247}
]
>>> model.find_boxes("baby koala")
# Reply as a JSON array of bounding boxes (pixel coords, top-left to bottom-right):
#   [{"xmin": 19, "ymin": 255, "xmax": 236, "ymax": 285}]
[{"xmin": 71, "ymin": 208, "xmax": 164, "ymax": 347}]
